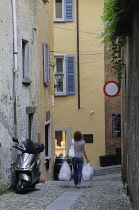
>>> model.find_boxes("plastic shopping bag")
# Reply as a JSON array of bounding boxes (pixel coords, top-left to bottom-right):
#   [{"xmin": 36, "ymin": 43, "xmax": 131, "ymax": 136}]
[
  {"xmin": 82, "ymin": 163, "xmax": 93, "ymax": 181},
  {"xmin": 58, "ymin": 161, "xmax": 71, "ymax": 181},
  {"xmin": 68, "ymin": 139, "xmax": 74, "ymax": 158}
]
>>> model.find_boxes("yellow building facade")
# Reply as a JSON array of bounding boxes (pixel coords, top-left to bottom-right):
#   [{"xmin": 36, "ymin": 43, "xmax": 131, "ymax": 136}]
[
  {"xmin": 37, "ymin": 0, "xmax": 55, "ymax": 179},
  {"xmin": 54, "ymin": 0, "xmax": 105, "ymax": 164}
]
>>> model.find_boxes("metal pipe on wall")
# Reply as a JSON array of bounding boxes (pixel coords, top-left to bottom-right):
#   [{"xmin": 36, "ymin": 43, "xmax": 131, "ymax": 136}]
[
  {"xmin": 76, "ymin": 0, "xmax": 80, "ymax": 109},
  {"xmin": 12, "ymin": 0, "xmax": 18, "ymax": 132},
  {"xmin": 12, "ymin": 0, "xmax": 18, "ymax": 72}
]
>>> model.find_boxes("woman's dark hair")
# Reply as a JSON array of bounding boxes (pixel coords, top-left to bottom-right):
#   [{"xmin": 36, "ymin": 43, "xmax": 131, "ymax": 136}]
[{"xmin": 74, "ymin": 131, "xmax": 83, "ymax": 141}]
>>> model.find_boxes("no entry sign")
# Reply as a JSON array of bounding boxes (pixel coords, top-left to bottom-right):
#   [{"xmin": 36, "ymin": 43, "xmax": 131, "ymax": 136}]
[{"xmin": 103, "ymin": 81, "xmax": 120, "ymax": 97}]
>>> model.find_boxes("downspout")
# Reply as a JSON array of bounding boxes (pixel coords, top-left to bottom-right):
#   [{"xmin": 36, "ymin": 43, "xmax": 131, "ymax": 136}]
[
  {"xmin": 76, "ymin": 0, "xmax": 80, "ymax": 109},
  {"xmin": 12, "ymin": 0, "xmax": 18, "ymax": 72},
  {"xmin": 12, "ymin": 0, "xmax": 18, "ymax": 135}
]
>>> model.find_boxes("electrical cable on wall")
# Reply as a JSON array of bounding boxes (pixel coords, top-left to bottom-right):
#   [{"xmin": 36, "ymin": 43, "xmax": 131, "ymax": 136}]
[{"xmin": 54, "ymin": 26, "xmax": 100, "ymax": 35}]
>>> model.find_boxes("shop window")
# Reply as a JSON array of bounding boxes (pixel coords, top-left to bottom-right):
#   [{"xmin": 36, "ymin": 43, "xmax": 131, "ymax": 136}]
[{"xmin": 55, "ymin": 130, "xmax": 66, "ymax": 156}]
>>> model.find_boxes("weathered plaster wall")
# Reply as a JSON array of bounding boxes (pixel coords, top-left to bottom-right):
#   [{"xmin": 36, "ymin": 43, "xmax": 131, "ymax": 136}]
[
  {"xmin": 0, "ymin": 0, "xmax": 40, "ymax": 189},
  {"xmin": 0, "ymin": 0, "xmax": 54, "ymax": 189},
  {"xmin": 0, "ymin": 0, "xmax": 15, "ymax": 189},
  {"xmin": 14, "ymin": 0, "xmax": 39, "ymax": 139}
]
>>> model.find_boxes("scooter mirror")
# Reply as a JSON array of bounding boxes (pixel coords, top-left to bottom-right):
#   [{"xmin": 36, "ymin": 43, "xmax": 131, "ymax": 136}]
[{"xmin": 12, "ymin": 138, "xmax": 19, "ymax": 143}]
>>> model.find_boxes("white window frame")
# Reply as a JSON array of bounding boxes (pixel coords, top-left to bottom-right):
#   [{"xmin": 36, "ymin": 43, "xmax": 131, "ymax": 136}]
[
  {"xmin": 54, "ymin": 53, "xmax": 67, "ymax": 96},
  {"xmin": 54, "ymin": 0, "xmax": 64, "ymax": 21}
]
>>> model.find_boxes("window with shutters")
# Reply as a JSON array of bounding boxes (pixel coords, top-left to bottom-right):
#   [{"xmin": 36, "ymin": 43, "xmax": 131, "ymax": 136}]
[
  {"xmin": 43, "ymin": 43, "xmax": 50, "ymax": 85},
  {"xmin": 54, "ymin": 0, "xmax": 74, "ymax": 22},
  {"xmin": 54, "ymin": 53, "xmax": 75, "ymax": 96},
  {"xmin": 22, "ymin": 40, "xmax": 31, "ymax": 84}
]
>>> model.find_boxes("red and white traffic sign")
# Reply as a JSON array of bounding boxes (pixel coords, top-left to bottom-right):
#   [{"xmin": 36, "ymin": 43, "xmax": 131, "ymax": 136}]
[{"xmin": 103, "ymin": 81, "xmax": 120, "ymax": 97}]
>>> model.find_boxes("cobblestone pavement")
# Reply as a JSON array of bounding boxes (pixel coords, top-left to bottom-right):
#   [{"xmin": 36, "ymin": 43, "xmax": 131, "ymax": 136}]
[
  {"xmin": 0, "ymin": 172, "xmax": 133, "ymax": 210},
  {"xmin": 71, "ymin": 174, "xmax": 132, "ymax": 210}
]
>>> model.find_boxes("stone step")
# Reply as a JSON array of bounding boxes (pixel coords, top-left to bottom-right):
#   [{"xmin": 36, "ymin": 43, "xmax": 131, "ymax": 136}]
[{"xmin": 91, "ymin": 164, "xmax": 121, "ymax": 176}]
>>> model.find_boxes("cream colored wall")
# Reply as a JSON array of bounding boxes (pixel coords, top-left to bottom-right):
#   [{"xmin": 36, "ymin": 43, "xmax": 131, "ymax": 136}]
[{"xmin": 54, "ymin": 0, "xmax": 105, "ymax": 164}]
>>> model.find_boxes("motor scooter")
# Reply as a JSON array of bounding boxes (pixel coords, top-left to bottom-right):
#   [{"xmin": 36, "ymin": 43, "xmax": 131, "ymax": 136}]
[{"xmin": 12, "ymin": 138, "xmax": 44, "ymax": 194}]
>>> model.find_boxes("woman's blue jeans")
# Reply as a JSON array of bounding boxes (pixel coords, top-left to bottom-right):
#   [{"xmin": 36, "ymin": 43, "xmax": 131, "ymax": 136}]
[{"xmin": 72, "ymin": 157, "xmax": 84, "ymax": 186}]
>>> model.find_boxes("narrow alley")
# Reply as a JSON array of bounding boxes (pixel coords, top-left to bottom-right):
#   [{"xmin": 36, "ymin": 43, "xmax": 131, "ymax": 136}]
[{"xmin": 0, "ymin": 165, "xmax": 132, "ymax": 210}]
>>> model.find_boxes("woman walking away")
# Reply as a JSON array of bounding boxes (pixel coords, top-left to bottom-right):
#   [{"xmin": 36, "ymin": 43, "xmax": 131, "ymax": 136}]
[{"xmin": 67, "ymin": 131, "xmax": 90, "ymax": 189}]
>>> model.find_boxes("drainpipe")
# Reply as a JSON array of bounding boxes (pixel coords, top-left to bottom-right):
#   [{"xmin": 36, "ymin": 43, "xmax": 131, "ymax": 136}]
[
  {"xmin": 12, "ymin": 0, "xmax": 18, "ymax": 134},
  {"xmin": 12, "ymin": 0, "xmax": 18, "ymax": 72},
  {"xmin": 118, "ymin": 37, "xmax": 121, "ymax": 87},
  {"xmin": 76, "ymin": 0, "xmax": 80, "ymax": 109}
]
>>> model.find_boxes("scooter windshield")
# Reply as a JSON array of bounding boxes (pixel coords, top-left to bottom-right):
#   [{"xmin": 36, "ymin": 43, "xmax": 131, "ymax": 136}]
[{"xmin": 21, "ymin": 139, "xmax": 33, "ymax": 153}]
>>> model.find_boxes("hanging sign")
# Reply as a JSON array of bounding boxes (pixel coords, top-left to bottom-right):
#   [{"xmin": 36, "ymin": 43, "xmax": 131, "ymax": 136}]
[{"xmin": 103, "ymin": 81, "xmax": 120, "ymax": 97}]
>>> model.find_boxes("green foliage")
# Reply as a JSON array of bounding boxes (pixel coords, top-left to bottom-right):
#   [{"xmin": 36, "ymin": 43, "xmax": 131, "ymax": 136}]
[
  {"xmin": 0, "ymin": 190, "xmax": 9, "ymax": 195},
  {"xmin": 0, "ymin": 177, "xmax": 12, "ymax": 195},
  {"xmin": 101, "ymin": 0, "xmax": 138, "ymax": 79}
]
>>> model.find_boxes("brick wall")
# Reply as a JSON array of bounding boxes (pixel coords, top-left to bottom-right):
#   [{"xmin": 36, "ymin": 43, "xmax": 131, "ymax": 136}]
[{"xmin": 104, "ymin": 43, "xmax": 121, "ymax": 155}]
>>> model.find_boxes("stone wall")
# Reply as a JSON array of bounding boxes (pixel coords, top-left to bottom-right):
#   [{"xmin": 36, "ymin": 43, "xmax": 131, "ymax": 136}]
[{"xmin": 123, "ymin": 3, "xmax": 139, "ymax": 209}]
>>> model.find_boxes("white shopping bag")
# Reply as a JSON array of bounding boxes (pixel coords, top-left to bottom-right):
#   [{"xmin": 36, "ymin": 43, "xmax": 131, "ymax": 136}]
[
  {"xmin": 68, "ymin": 139, "xmax": 74, "ymax": 158},
  {"xmin": 82, "ymin": 163, "xmax": 93, "ymax": 181},
  {"xmin": 58, "ymin": 161, "xmax": 72, "ymax": 181}
]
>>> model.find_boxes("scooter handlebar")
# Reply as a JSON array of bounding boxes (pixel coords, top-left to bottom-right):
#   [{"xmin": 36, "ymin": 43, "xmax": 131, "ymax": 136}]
[
  {"xmin": 12, "ymin": 145, "xmax": 26, "ymax": 152},
  {"xmin": 12, "ymin": 138, "xmax": 19, "ymax": 143}
]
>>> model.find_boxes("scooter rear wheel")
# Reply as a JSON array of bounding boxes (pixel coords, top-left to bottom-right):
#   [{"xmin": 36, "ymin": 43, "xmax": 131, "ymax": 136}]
[{"xmin": 16, "ymin": 179, "xmax": 30, "ymax": 194}]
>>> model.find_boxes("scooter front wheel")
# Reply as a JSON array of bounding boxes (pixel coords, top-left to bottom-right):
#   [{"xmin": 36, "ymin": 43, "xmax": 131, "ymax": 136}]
[{"xmin": 16, "ymin": 179, "xmax": 30, "ymax": 194}]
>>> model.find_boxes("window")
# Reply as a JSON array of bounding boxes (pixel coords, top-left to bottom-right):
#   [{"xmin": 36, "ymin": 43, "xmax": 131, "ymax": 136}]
[
  {"xmin": 22, "ymin": 40, "xmax": 31, "ymax": 84},
  {"xmin": 44, "ymin": 121, "xmax": 51, "ymax": 170},
  {"xmin": 54, "ymin": 56, "xmax": 65, "ymax": 94},
  {"xmin": 55, "ymin": 127, "xmax": 70, "ymax": 156},
  {"xmin": 54, "ymin": 54, "xmax": 75, "ymax": 96},
  {"xmin": 43, "ymin": 43, "xmax": 50, "ymax": 85},
  {"xmin": 44, "ymin": 120, "xmax": 51, "ymax": 158},
  {"xmin": 112, "ymin": 114, "xmax": 121, "ymax": 138},
  {"xmin": 54, "ymin": 0, "xmax": 74, "ymax": 22},
  {"xmin": 28, "ymin": 113, "xmax": 33, "ymax": 140},
  {"xmin": 55, "ymin": 0, "xmax": 63, "ymax": 19},
  {"xmin": 45, "ymin": 124, "xmax": 49, "ymax": 156},
  {"xmin": 55, "ymin": 130, "xmax": 66, "ymax": 157}
]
